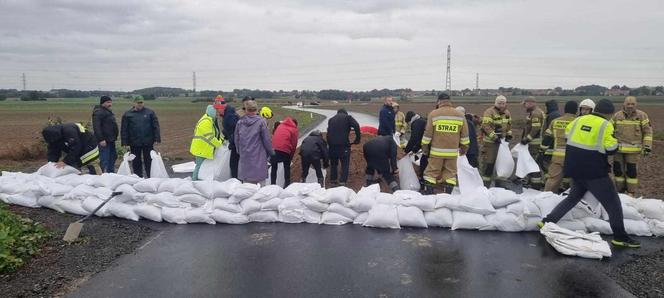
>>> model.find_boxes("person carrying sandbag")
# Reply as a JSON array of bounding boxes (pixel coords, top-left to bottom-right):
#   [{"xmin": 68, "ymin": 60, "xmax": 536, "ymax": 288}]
[
  {"xmin": 479, "ymin": 95, "xmax": 513, "ymax": 187},
  {"xmin": 42, "ymin": 122, "xmax": 100, "ymax": 174},
  {"xmin": 420, "ymin": 93, "xmax": 470, "ymax": 194},
  {"xmin": 541, "ymin": 100, "xmax": 578, "ymax": 193},
  {"xmin": 190, "ymin": 105, "xmax": 224, "ymax": 180},
  {"xmin": 299, "ymin": 130, "xmax": 329, "ymax": 186}
]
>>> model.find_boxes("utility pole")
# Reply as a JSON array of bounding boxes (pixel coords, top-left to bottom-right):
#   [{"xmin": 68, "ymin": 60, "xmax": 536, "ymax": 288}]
[
  {"xmin": 22, "ymin": 73, "xmax": 26, "ymax": 90},
  {"xmin": 445, "ymin": 45, "xmax": 451, "ymax": 92},
  {"xmin": 476, "ymin": 73, "xmax": 479, "ymax": 91},
  {"xmin": 192, "ymin": 71, "xmax": 197, "ymax": 96}
]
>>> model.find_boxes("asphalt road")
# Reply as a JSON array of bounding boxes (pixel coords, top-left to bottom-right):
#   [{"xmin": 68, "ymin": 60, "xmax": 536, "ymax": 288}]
[{"xmin": 69, "ymin": 223, "xmax": 661, "ymax": 298}]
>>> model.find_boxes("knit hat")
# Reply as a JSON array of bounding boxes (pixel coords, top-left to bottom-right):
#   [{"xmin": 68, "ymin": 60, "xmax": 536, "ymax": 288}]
[
  {"xmin": 564, "ymin": 100, "xmax": 579, "ymax": 114},
  {"xmin": 133, "ymin": 95, "xmax": 144, "ymax": 103},
  {"xmin": 438, "ymin": 93, "xmax": 450, "ymax": 101},
  {"xmin": 405, "ymin": 111, "xmax": 415, "ymax": 123},
  {"xmin": 495, "ymin": 95, "xmax": 507, "ymax": 105},
  {"xmin": 595, "ymin": 99, "xmax": 615, "ymax": 114},
  {"xmin": 337, "ymin": 108, "xmax": 348, "ymax": 115},
  {"xmin": 100, "ymin": 95, "xmax": 112, "ymax": 105},
  {"xmin": 245, "ymin": 100, "xmax": 258, "ymax": 112}
]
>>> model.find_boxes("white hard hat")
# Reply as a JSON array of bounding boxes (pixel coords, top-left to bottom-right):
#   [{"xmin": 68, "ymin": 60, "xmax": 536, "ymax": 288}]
[{"xmin": 579, "ymin": 98, "xmax": 596, "ymax": 110}]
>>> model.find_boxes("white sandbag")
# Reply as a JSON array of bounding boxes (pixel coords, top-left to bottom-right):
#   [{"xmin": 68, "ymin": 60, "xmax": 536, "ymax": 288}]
[
  {"xmin": 134, "ymin": 178, "xmax": 165, "ymax": 193},
  {"xmin": 284, "ymin": 183, "xmax": 321, "ymax": 197},
  {"xmin": 115, "ymin": 184, "xmax": 139, "ymax": 203},
  {"xmin": 229, "ymin": 183, "xmax": 260, "ymax": 203},
  {"xmin": 212, "ymin": 178, "xmax": 242, "ymax": 198},
  {"xmin": 510, "ymin": 143, "xmax": 540, "ymax": 178},
  {"xmin": 620, "ymin": 204, "xmax": 643, "ymax": 220},
  {"xmin": 108, "ymin": 202, "xmax": 139, "ymax": 221},
  {"xmin": 240, "ymin": 199, "xmax": 261, "ymax": 214},
  {"xmin": 93, "ymin": 173, "xmax": 141, "ymax": 190},
  {"xmin": 184, "ymin": 208, "xmax": 215, "ymax": 224},
  {"xmin": 483, "ymin": 210, "xmax": 526, "ymax": 232},
  {"xmin": 249, "ymin": 185, "xmax": 283, "ymax": 202},
  {"xmin": 451, "ymin": 211, "xmax": 487, "ymax": 230},
  {"xmin": 55, "ymin": 199, "xmax": 89, "ymax": 216},
  {"xmin": 353, "ymin": 212, "xmax": 369, "ymax": 225},
  {"xmin": 279, "ymin": 197, "xmax": 306, "ymax": 211},
  {"xmin": 328, "ymin": 203, "xmax": 359, "ymax": 220},
  {"xmin": 348, "ymin": 194, "xmax": 376, "ymax": 213},
  {"xmin": 279, "ymin": 209, "xmax": 305, "ymax": 223},
  {"xmin": 146, "ymin": 192, "xmax": 188, "ymax": 208},
  {"xmin": 618, "ymin": 193, "xmax": 638, "ymax": 207},
  {"xmin": 495, "ymin": 140, "xmax": 515, "ymax": 178},
  {"xmin": 6, "ymin": 192, "xmax": 40, "ymax": 208},
  {"xmin": 38, "ymin": 195, "xmax": 65, "ymax": 213},
  {"xmin": 249, "ymin": 211, "xmax": 280, "ymax": 223},
  {"xmin": 634, "ymin": 199, "xmax": 664, "ymax": 221},
  {"xmin": 0, "ymin": 194, "xmax": 7, "ymax": 204},
  {"xmin": 192, "ymin": 180, "xmax": 220, "ymax": 199},
  {"xmin": 424, "ymin": 208, "xmax": 454, "ymax": 228},
  {"xmin": 37, "ymin": 162, "xmax": 80, "ymax": 178},
  {"xmin": 42, "ymin": 183, "xmax": 73, "ymax": 197},
  {"xmin": 401, "ymin": 196, "xmax": 436, "ymax": 211},
  {"xmin": 375, "ymin": 192, "xmax": 404, "ymax": 205},
  {"xmin": 557, "ymin": 220, "xmax": 586, "ymax": 232},
  {"xmin": 434, "ymin": 193, "xmax": 457, "ymax": 209},
  {"xmin": 117, "ymin": 152, "xmax": 135, "ymax": 176},
  {"xmin": 55, "ymin": 173, "xmax": 89, "ymax": 187},
  {"xmin": 321, "ymin": 186, "xmax": 354, "ymax": 204},
  {"xmin": 456, "ymin": 188, "xmax": 496, "ymax": 215},
  {"xmin": 582, "ymin": 218, "xmax": 612, "ymax": 235},
  {"xmin": 198, "ymin": 143, "xmax": 231, "ymax": 181},
  {"xmin": 149, "ymin": 150, "xmax": 169, "ymax": 178},
  {"xmin": 363, "ymin": 204, "xmax": 400, "ymax": 229},
  {"xmin": 177, "ymin": 194, "xmax": 208, "ymax": 207},
  {"xmin": 134, "ymin": 204, "xmax": 163, "ymax": 222},
  {"xmin": 157, "ymin": 178, "xmax": 186, "ymax": 193},
  {"xmin": 211, "ymin": 210, "xmax": 250, "ymax": 224},
  {"xmin": 397, "ymin": 206, "xmax": 427, "ymax": 228},
  {"xmin": 393, "ymin": 190, "xmax": 422, "ymax": 201},
  {"xmin": 82, "ymin": 197, "xmax": 113, "ymax": 217},
  {"xmin": 173, "ymin": 181, "xmax": 203, "ymax": 196},
  {"xmin": 524, "ymin": 217, "xmax": 544, "ymax": 231},
  {"xmin": 540, "ymin": 222, "xmax": 612, "ymax": 259},
  {"xmin": 301, "ymin": 197, "xmax": 330, "ymax": 213},
  {"xmin": 161, "ymin": 207, "xmax": 187, "ymax": 224},
  {"xmin": 397, "ymin": 156, "xmax": 420, "ymax": 191},
  {"xmin": 303, "ymin": 210, "xmax": 321, "ymax": 224},
  {"xmin": 457, "ymin": 155, "xmax": 484, "ymax": 196},
  {"xmin": 320, "ymin": 212, "xmax": 352, "ymax": 225},
  {"xmin": 171, "ymin": 161, "xmax": 196, "ymax": 173},
  {"xmin": 488, "ymin": 187, "xmax": 520, "ymax": 208},
  {"xmin": 624, "ymin": 219, "xmax": 652, "ymax": 236},
  {"xmin": 357, "ymin": 184, "xmax": 381, "ymax": 199},
  {"xmin": 534, "ymin": 192, "xmax": 572, "ymax": 220},
  {"xmin": 213, "ymin": 198, "xmax": 242, "ymax": 213},
  {"xmin": 511, "ymin": 198, "xmax": 541, "ymax": 217},
  {"xmin": 261, "ymin": 198, "xmax": 283, "ymax": 211},
  {"xmin": 647, "ymin": 219, "xmax": 664, "ymax": 237},
  {"xmin": 65, "ymin": 184, "xmax": 110, "ymax": 200}
]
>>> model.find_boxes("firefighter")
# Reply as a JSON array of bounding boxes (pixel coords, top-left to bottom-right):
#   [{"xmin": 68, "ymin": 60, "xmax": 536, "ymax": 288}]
[
  {"xmin": 479, "ymin": 95, "xmax": 513, "ymax": 187},
  {"xmin": 421, "ymin": 93, "xmax": 470, "ymax": 194},
  {"xmin": 363, "ymin": 135, "xmax": 399, "ymax": 192},
  {"xmin": 540, "ymin": 99, "xmax": 640, "ymax": 248},
  {"xmin": 520, "ymin": 96, "xmax": 545, "ymax": 189},
  {"xmin": 541, "ymin": 101, "xmax": 578, "ymax": 193},
  {"xmin": 42, "ymin": 122, "xmax": 100, "ymax": 173},
  {"xmin": 611, "ymin": 96, "xmax": 653, "ymax": 196},
  {"xmin": 579, "ymin": 98, "xmax": 595, "ymax": 116},
  {"xmin": 394, "ymin": 103, "xmax": 407, "ymax": 148}
]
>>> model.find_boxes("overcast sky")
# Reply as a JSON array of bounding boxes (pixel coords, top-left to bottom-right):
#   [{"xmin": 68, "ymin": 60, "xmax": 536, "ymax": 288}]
[{"xmin": 1, "ymin": 0, "xmax": 663, "ymax": 91}]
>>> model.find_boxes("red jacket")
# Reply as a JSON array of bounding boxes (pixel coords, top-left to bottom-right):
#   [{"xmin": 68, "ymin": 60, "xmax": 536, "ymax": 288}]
[
  {"xmin": 272, "ymin": 117, "xmax": 298, "ymax": 156},
  {"xmin": 360, "ymin": 125, "xmax": 378, "ymax": 136}
]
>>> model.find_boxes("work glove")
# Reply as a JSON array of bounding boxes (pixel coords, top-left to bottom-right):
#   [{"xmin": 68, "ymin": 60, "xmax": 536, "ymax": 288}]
[
  {"xmin": 395, "ymin": 132, "xmax": 401, "ymax": 138},
  {"xmin": 505, "ymin": 135, "xmax": 513, "ymax": 142},
  {"xmin": 643, "ymin": 147, "xmax": 652, "ymax": 156}
]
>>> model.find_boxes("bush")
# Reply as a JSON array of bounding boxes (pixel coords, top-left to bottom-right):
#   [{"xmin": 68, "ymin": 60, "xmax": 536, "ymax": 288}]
[
  {"xmin": 0, "ymin": 204, "xmax": 51, "ymax": 274},
  {"xmin": 0, "ymin": 94, "xmax": 6, "ymax": 101}
]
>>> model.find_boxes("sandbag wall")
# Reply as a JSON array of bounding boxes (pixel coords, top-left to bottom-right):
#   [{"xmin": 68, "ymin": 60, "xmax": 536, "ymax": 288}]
[{"xmin": 1, "ymin": 168, "xmax": 663, "ymax": 237}]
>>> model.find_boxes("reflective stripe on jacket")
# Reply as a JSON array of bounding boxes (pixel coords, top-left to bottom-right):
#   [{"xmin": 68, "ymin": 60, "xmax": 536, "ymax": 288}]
[
  {"xmin": 395, "ymin": 111, "xmax": 407, "ymax": 134},
  {"xmin": 541, "ymin": 113, "xmax": 575, "ymax": 157},
  {"xmin": 611, "ymin": 109, "xmax": 653, "ymax": 153},
  {"xmin": 563, "ymin": 114, "xmax": 617, "ymax": 179},
  {"xmin": 190, "ymin": 114, "xmax": 223, "ymax": 159},
  {"xmin": 421, "ymin": 105, "xmax": 470, "ymax": 157},
  {"xmin": 481, "ymin": 106, "xmax": 512, "ymax": 143},
  {"xmin": 523, "ymin": 107, "xmax": 545, "ymax": 145}
]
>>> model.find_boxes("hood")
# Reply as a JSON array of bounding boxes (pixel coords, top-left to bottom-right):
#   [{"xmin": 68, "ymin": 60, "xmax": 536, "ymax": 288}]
[
  {"xmin": 337, "ymin": 108, "xmax": 348, "ymax": 115},
  {"xmin": 240, "ymin": 114, "xmax": 263, "ymax": 126},
  {"xmin": 464, "ymin": 113, "xmax": 474, "ymax": 122},
  {"xmin": 281, "ymin": 117, "xmax": 296, "ymax": 128},
  {"xmin": 42, "ymin": 125, "xmax": 63, "ymax": 143},
  {"xmin": 545, "ymin": 100, "xmax": 559, "ymax": 113},
  {"xmin": 206, "ymin": 105, "xmax": 217, "ymax": 118},
  {"xmin": 309, "ymin": 130, "xmax": 322, "ymax": 137}
]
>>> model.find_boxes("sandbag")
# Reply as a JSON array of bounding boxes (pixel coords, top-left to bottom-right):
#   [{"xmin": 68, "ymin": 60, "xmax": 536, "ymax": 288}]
[
  {"xmin": 397, "ymin": 206, "xmax": 427, "ymax": 228},
  {"xmin": 353, "ymin": 212, "xmax": 369, "ymax": 225},
  {"xmin": 149, "ymin": 150, "xmax": 169, "ymax": 178},
  {"xmin": 424, "ymin": 208, "xmax": 453, "ymax": 228},
  {"xmin": 482, "ymin": 210, "xmax": 526, "ymax": 232},
  {"xmin": 108, "ymin": 202, "xmax": 139, "ymax": 221},
  {"xmin": 261, "ymin": 198, "xmax": 283, "ymax": 211},
  {"xmin": 375, "ymin": 193, "xmax": 403, "ymax": 205},
  {"xmin": 82, "ymin": 197, "xmax": 113, "ymax": 217},
  {"xmin": 540, "ymin": 222, "xmax": 612, "ymax": 259},
  {"xmin": 488, "ymin": 187, "xmax": 520, "ymax": 208},
  {"xmin": 302, "ymin": 210, "xmax": 321, "ymax": 224},
  {"xmin": 38, "ymin": 195, "xmax": 65, "ymax": 213},
  {"xmin": 249, "ymin": 185, "xmax": 283, "ymax": 202},
  {"xmin": 451, "ymin": 211, "xmax": 487, "ymax": 230},
  {"xmin": 177, "ymin": 194, "xmax": 208, "ymax": 207},
  {"xmin": 115, "ymin": 184, "xmax": 139, "ymax": 203},
  {"xmin": 240, "ymin": 199, "xmax": 261, "ymax": 214},
  {"xmin": 184, "ymin": 208, "xmax": 215, "ymax": 224},
  {"xmin": 647, "ymin": 219, "xmax": 664, "ymax": 237},
  {"xmin": 434, "ymin": 193, "xmax": 457, "ymax": 209},
  {"xmin": 495, "ymin": 140, "xmax": 514, "ymax": 179},
  {"xmin": 397, "ymin": 156, "xmax": 420, "ymax": 191},
  {"xmin": 158, "ymin": 178, "xmax": 186, "ymax": 193},
  {"xmin": 134, "ymin": 178, "xmax": 165, "ymax": 193},
  {"xmin": 621, "ymin": 204, "xmax": 644, "ymax": 221},
  {"xmin": 456, "ymin": 188, "xmax": 496, "ymax": 215},
  {"xmin": 146, "ymin": 193, "xmax": 188, "ymax": 208},
  {"xmin": 557, "ymin": 220, "xmax": 586, "ymax": 232},
  {"xmin": 634, "ymin": 199, "xmax": 664, "ymax": 221},
  {"xmin": 117, "ymin": 152, "xmax": 136, "ymax": 176},
  {"xmin": 36, "ymin": 162, "xmax": 80, "ymax": 178},
  {"xmin": 55, "ymin": 198, "xmax": 89, "ymax": 216},
  {"xmin": 321, "ymin": 186, "xmax": 354, "ymax": 204},
  {"xmin": 582, "ymin": 218, "xmax": 612, "ymax": 235},
  {"xmin": 393, "ymin": 190, "xmax": 422, "ymax": 201},
  {"xmin": 510, "ymin": 143, "xmax": 540, "ymax": 178},
  {"xmin": 6, "ymin": 192, "xmax": 40, "ymax": 208},
  {"xmin": 161, "ymin": 207, "xmax": 187, "ymax": 224},
  {"xmin": 320, "ymin": 212, "xmax": 352, "ymax": 225},
  {"xmin": 401, "ymin": 196, "xmax": 436, "ymax": 211},
  {"xmin": 349, "ymin": 188, "xmax": 378, "ymax": 212},
  {"xmin": 229, "ymin": 183, "xmax": 260, "ymax": 203},
  {"xmin": 363, "ymin": 204, "xmax": 400, "ymax": 229},
  {"xmin": 357, "ymin": 184, "xmax": 380, "ymax": 199},
  {"xmin": 301, "ymin": 197, "xmax": 330, "ymax": 213},
  {"xmin": 193, "ymin": 180, "xmax": 222, "ymax": 199},
  {"xmin": 249, "ymin": 211, "xmax": 280, "ymax": 223},
  {"xmin": 42, "ymin": 182, "xmax": 73, "ymax": 197},
  {"xmin": 328, "ymin": 203, "xmax": 359, "ymax": 220},
  {"xmin": 624, "ymin": 219, "xmax": 652, "ymax": 236},
  {"xmin": 174, "ymin": 181, "xmax": 203, "ymax": 196},
  {"xmin": 198, "ymin": 143, "xmax": 231, "ymax": 181},
  {"xmin": 212, "ymin": 178, "xmax": 242, "ymax": 198},
  {"xmin": 213, "ymin": 198, "xmax": 242, "ymax": 213},
  {"xmin": 284, "ymin": 183, "xmax": 321, "ymax": 197},
  {"xmin": 134, "ymin": 204, "xmax": 163, "ymax": 222},
  {"xmin": 211, "ymin": 210, "xmax": 249, "ymax": 224},
  {"xmin": 55, "ymin": 174, "xmax": 89, "ymax": 187},
  {"xmin": 94, "ymin": 173, "xmax": 141, "ymax": 190}
]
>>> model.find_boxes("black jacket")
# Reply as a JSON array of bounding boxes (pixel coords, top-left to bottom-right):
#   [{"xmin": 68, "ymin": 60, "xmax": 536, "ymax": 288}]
[
  {"xmin": 378, "ymin": 104, "xmax": 396, "ymax": 136},
  {"xmin": 300, "ymin": 132, "xmax": 329, "ymax": 162},
  {"xmin": 327, "ymin": 110, "xmax": 361, "ymax": 147},
  {"xmin": 545, "ymin": 100, "xmax": 561, "ymax": 129},
  {"xmin": 92, "ymin": 105, "xmax": 119, "ymax": 142},
  {"xmin": 222, "ymin": 105, "xmax": 240, "ymax": 150},
  {"xmin": 42, "ymin": 123, "xmax": 98, "ymax": 168},
  {"xmin": 121, "ymin": 107, "xmax": 161, "ymax": 147},
  {"xmin": 404, "ymin": 115, "xmax": 426, "ymax": 154},
  {"xmin": 363, "ymin": 135, "xmax": 398, "ymax": 172},
  {"xmin": 465, "ymin": 114, "xmax": 479, "ymax": 155}
]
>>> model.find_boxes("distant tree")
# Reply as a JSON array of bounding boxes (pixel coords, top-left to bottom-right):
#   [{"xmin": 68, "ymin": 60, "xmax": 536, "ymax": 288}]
[
  {"xmin": 654, "ymin": 86, "xmax": 664, "ymax": 95},
  {"xmin": 142, "ymin": 94, "xmax": 157, "ymax": 100},
  {"xmin": 574, "ymin": 85, "xmax": 607, "ymax": 96},
  {"xmin": 629, "ymin": 86, "xmax": 652, "ymax": 96},
  {"xmin": 620, "ymin": 85, "xmax": 630, "ymax": 91},
  {"xmin": 0, "ymin": 94, "xmax": 6, "ymax": 101},
  {"xmin": 611, "ymin": 85, "xmax": 620, "ymax": 90}
]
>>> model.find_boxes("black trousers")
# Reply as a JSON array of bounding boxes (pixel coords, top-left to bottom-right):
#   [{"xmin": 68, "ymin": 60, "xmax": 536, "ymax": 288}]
[
  {"xmin": 301, "ymin": 156, "xmax": 324, "ymax": 182},
  {"xmin": 130, "ymin": 145, "xmax": 153, "ymax": 178},
  {"xmin": 329, "ymin": 145, "xmax": 350, "ymax": 183},
  {"xmin": 543, "ymin": 176, "xmax": 628, "ymax": 239},
  {"xmin": 270, "ymin": 150, "xmax": 291, "ymax": 187},
  {"xmin": 230, "ymin": 148, "xmax": 240, "ymax": 179},
  {"xmin": 466, "ymin": 154, "xmax": 479, "ymax": 168},
  {"xmin": 418, "ymin": 154, "xmax": 429, "ymax": 178}
]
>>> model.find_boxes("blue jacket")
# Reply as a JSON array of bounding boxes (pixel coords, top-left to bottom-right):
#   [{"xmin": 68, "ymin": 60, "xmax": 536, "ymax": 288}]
[
  {"xmin": 222, "ymin": 105, "xmax": 240, "ymax": 150},
  {"xmin": 378, "ymin": 104, "xmax": 396, "ymax": 136},
  {"xmin": 465, "ymin": 114, "xmax": 479, "ymax": 155}
]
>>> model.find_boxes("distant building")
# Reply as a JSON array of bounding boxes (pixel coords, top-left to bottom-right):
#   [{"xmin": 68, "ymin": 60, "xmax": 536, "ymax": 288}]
[
  {"xmin": 605, "ymin": 88, "xmax": 630, "ymax": 96},
  {"xmin": 529, "ymin": 89, "xmax": 551, "ymax": 96}
]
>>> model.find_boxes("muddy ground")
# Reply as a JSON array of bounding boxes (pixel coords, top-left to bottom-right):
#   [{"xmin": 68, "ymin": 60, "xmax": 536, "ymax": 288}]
[{"xmin": 0, "ymin": 204, "xmax": 164, "ymax": 297}]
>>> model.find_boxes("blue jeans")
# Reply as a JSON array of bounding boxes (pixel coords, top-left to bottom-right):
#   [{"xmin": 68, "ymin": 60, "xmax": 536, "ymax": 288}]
[{"xmin": 99, "ymin": 141, "xmax": 117, "ymax": 173}]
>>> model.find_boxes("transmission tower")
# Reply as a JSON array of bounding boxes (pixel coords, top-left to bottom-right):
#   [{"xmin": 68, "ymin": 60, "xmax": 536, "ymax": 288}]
[
  {"xmin": 445, "ymin": 45, "xmax": 451, "ymax": 92},
  {"xmin": 192, "ymin": 71, "xmax": 197, "ymax": 96},
  {"xmin": 22, "ymin": 73, "xmax": 26, "ymax": 90},
  {"xmin": 476, "ymin": 73, "xmax": 479, "ymax": 91}
]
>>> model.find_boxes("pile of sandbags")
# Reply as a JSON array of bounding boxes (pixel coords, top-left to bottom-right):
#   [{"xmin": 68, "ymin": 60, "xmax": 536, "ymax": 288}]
[{"xmin": 1, "ymin": 163, "xmax": 663, "ymax": 237}]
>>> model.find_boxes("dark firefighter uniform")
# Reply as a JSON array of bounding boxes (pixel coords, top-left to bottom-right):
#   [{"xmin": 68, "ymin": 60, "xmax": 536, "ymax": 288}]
[
  {"xmin": 480, "ymin": 104, "xmax": 513, "ymax": 187},
  {"xmin": 42, "ymin": 123, "xmax": 100, "ymax": 170},
  {"xmin": 541, "ymin": 101, "xmax": 578, "ymax": 193},
  {"xmin": 521, "ymin": 102, "xmax": 545, "ymax": 188}
]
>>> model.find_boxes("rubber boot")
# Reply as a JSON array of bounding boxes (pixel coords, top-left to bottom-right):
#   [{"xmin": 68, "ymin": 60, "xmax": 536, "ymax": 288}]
[
  {"xmin": 423, "ymin": 184, "xmax": 435, "ymax": 195},
  {"xmin": 317, "ymin": 178, "xmax": 324, "ymax": 187},
  {"xmin": 389, "ymin": 181, "xmax": 400, "ymax": 192},
  {"xmin": 443, "ymin": 184, "xmax": 453, "ymax": 194}
]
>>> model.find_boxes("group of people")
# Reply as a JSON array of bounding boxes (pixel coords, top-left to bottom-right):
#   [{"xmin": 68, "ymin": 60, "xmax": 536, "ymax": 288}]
[{"xmin": 42, "ymin": 95, "xmax": 161, "ymax": 178}]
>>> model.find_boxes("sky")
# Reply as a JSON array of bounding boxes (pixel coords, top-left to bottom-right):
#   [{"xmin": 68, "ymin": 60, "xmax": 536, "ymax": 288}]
[{"xmin": 1, "ymin": 0, "xmax": 663, "ymax": 91}]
